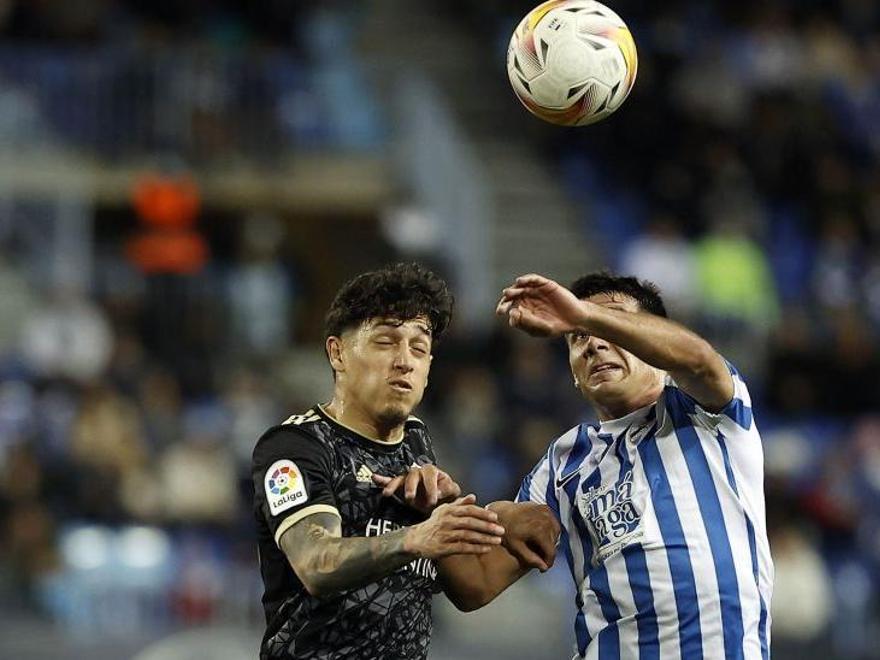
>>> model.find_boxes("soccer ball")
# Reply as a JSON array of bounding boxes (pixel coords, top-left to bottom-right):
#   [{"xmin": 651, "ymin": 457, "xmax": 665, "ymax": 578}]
[{"xmin": 507, "ymin": 0, "xmax": 638, "ymax": 126}]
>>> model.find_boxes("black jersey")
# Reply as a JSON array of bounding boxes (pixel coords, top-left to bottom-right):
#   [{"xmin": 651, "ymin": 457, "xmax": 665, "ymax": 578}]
[{"xmin": 252, "ymin": 404, "xmax": 440, "ymax": 660}]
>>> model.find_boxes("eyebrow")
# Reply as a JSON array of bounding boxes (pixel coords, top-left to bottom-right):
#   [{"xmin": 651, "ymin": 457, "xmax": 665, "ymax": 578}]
[{"xmin": 373, "ymin": 321, "xmax": 432, "ymax": 338}]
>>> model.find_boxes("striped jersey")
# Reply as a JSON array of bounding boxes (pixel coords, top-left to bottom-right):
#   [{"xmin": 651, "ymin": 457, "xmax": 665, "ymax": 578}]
[{"xmin": 517, "ymin": 362, "xmax": 773, "ymax": 660}]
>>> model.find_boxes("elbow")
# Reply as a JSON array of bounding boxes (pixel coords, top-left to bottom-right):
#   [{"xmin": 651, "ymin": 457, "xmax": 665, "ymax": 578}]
[
  {"xmin": 445, "ymin": 584, "xmax": 495, "ymax": 612},
  {"xmin": 448, "ymin": 594, "xmax": 488, "ymax": 613},
  {"xmin": 687, "ymin": 339, "xmax": 718, "ymax": 375},
  {"xmin": 290, "ymin": 559, "xmax": 334, "ymax": 598},
  {"xmin": 301, "ymin": 575, "xmax": 325, "ymax": 598},
  {"xmin": 301, "ymin": 573, "xmax": 343, "ymax": 599},
  {"xmin": 683, "ymin": 340, "xmax": 727, "ymax": 387}
]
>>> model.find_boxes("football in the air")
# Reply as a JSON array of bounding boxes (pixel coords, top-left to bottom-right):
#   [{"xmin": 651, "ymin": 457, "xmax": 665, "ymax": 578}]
[{"xmin": 507, "ymin": 0, "xmax": 638, "ymax": 126}]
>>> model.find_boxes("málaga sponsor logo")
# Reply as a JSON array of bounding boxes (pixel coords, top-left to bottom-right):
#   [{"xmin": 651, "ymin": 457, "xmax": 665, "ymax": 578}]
[
  {"xmin": 578, "ymin": 469, "xmax": 643, "ymax": 565},
  {"xmin": 365, "ymin": 517, "xmax": 437, "ymax": 580}
]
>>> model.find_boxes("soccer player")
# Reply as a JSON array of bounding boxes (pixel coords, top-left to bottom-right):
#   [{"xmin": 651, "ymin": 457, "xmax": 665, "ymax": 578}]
[
  {"xmin": 251, "ymin": 263, "xmax": 559, "ymax": 660},
  {"xmin": 425, "ymin": 272, "xmax": 774, "ymax": 659}
]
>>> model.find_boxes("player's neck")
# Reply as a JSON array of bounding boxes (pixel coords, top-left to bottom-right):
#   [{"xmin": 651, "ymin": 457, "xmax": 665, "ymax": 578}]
[
  {"xmin": 593, "ymin": 380, "xmax": 664, "ymax": 422},
  {"xmin": 323, "ymin": 398, "xmax": 405, "ymax": 444}
]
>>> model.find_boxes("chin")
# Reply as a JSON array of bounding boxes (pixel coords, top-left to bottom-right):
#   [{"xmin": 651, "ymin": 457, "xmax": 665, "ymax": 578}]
[
  {"xmin": 586, "ymin": 379, "xmax": 628, "ymax": 401},
  {"xmin": 377, "ymin": 403, "xmax": 411, "ymax": 428}
]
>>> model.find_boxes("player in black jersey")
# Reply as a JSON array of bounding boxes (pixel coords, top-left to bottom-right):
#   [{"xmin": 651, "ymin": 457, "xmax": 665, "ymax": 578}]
[{"xmin": 252, "ymin": 263, "xmax": 560, "ymax": 660}]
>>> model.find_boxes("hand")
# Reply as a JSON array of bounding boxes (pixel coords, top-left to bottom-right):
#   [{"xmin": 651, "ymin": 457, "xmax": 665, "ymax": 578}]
[
  {"xmin": 373, "ymin": 464, "xmax": 462, "ymax": 514},
  {"xmin": 488, "ymin": 501, "xmax": 561, "ymax": 572},
  {"xmin": 495, "ymin": 274, "xmax": 586, "ymax": 337},
  {"xmin": 404, "ymin": 494, "xmax": 505, "ymax": 559}
]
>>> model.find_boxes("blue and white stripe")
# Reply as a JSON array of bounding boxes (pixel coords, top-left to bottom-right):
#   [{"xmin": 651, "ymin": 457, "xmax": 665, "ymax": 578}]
[{"xmin": 516, "ymin": 362, "xmax": 773, "ymax": 659}]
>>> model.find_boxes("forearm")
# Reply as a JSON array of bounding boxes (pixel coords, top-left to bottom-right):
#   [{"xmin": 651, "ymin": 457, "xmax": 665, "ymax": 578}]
[
  {"xmin": 438, "ymin": 548, "xmax": 526, "ymax": 611},
  {"xmin": 439, "ymin": 500, "xmax": 547, "ymax": 611},
  {"xmin": 575, "ymin": 301, "xmax": 733, "ymax": 408},
  {"xmin": 281, "ymin": 513, "xmax": 417, "ymax": 598},
  {"xmin": 306, "ymin": 529, "xmax": 417, "ymax": 595},
  {"xmin": 576, "ymin": 301, "xmax": 715, "ymax": 373}
]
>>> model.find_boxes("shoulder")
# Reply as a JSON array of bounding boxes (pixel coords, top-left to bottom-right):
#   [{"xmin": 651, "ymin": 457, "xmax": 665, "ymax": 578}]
[
  {"xmin": 540, "ymin": 424, "xmax": 583, "ymax": 471},
  {"xmin": 660, "ymin": 359, "xmax": 753, "ymax": 431},
  {"xmin": 404, "ymin": 414, "xmax": 436, "ymax": 456},
  {"xmin": 252, "ymin": 407, "xmax": 335, "ymax": 465},
  {"xmin": 551, "ymin": 424, "xmax": 581, "ymax": 455}
]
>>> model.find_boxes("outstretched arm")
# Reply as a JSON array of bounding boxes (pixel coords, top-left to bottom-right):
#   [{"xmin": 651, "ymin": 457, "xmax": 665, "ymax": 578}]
[
  {"xmin": 497, "ymin": 274, "xmax": 733, "ymax": 411},
  {"xmin": 279, "ymin": 494, "xmax": 504, "ymax": 598}
]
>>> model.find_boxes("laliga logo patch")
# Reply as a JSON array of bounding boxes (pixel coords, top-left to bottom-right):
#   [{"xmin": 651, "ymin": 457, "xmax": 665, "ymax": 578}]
[{"xmin": 265, "ymin": 459, "xmax": 308, "ymax": 516}]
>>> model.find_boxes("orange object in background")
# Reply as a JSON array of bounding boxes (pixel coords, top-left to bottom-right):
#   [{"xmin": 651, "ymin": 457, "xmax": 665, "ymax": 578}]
[
  {"xmin": 127, "ymin": 174, "xmax": 209, "ymax": 274},
  {"xmin": 133, "ymin": 175, "xmax": 201, "ymax": 229}
]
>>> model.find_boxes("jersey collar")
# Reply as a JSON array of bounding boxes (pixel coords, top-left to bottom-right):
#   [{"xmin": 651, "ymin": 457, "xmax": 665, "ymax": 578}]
[
  {"xmin": 596, "ymin": 401, "xmax": 655, "ymax": 437},
  {"xmin": 315, "ymin": 403, "xmax": 406, "ymax": 450}
]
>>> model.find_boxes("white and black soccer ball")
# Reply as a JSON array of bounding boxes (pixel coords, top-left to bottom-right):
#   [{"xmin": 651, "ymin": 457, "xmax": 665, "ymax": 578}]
[{"xmin": 507, "ymin": 0, "xmax": 638, "ymax": 126}]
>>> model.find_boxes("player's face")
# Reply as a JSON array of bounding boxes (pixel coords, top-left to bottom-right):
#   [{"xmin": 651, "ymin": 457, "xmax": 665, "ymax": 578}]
[
  {"xmin": 337, "ymin": 317, "xmax": 433, "ymax": 428},
  {"xmin": 566, "ymin": 293, "xmax": 662, "ymax": 417}
]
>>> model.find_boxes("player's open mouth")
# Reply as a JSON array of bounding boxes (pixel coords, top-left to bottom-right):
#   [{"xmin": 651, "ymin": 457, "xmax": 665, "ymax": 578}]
[
  {"xmin": 389, "ymin": 380, "xmax": 413, "ymax": 392},
  {"xmin": 590, "ymin": 363, "xmax": 621, "ymax": 376}
]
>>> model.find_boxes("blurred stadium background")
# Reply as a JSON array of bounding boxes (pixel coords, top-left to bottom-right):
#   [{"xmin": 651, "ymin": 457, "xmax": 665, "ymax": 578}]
[{"xmin": 0, "ymin": 1, "xmax": 877, "ymax": 658}]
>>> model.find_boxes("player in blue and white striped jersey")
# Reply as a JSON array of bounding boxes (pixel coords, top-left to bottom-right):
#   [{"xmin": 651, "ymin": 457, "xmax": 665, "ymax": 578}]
[{"xmin": 458, "ymin": 271, "xmax": 774, "ymax": 660}]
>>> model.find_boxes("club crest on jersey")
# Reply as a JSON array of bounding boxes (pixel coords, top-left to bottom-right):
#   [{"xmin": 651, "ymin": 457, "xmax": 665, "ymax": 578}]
[
  {"xmin": 579, "ymin": 469, "xmax": 643, "ymax": 565},
  {"xmin": 265, "ymin": 459, "xmax": 308, "ymax": 516}
]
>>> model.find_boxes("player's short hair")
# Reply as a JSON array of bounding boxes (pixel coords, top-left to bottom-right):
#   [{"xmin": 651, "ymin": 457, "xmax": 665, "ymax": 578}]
[
  {"xmin": 324, "ymin": 262, "xmax": 454, "ymax": 343},
  {"xmin": 569, "ymin": 271, "xmax": 668, "ymax": 318}
]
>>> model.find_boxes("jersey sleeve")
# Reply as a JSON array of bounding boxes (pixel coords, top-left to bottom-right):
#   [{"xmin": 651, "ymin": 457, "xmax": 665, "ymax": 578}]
[
  {"xmin": 515, "ymin": 450, "xmax": 552, "ymax": 507},
  {"xmin": 406, "ymin": 416, "xmax": 437, "ymax": 466},
  {"xmin": 661, "ymin": 358, "xmax": 754, "ymax": 433},
  {"xmin": 252, "ymin": 427, "xmax": 340, "ymax": 547}
]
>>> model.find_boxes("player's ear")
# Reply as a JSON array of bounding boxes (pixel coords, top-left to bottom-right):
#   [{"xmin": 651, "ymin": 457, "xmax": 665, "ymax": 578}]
[{"xmin": 326, "ymin": 336, "xmax": 345, "ymax": 373}]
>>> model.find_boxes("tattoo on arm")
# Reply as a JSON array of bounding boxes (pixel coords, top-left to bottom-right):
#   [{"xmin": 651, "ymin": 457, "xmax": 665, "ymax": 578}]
[{"xmin": 280, "ymin": 512, "xmax": 416, "ymax": 596}]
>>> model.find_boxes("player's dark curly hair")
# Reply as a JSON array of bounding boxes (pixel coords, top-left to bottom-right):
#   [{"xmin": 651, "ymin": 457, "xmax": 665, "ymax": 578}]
[
  {"xmin": 569, "ymin": 271, "xmax": 668, "ymax": 318},
  {"xmin": 324, "ymin": 262, "xmax": 454, "ymax": 343}
]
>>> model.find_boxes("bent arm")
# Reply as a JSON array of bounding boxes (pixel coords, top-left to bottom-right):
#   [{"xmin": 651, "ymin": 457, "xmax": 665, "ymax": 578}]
[
  {"xmin": 438, "ymin": 500, "xmax": 560, "ymax": 611},
  {"xmin": 279, "ymin": 512, "xmax": 415, "ymax": 598},
  {"xmin": 576, "ymin": 301, "xmax": 733, "ymax": 410}
]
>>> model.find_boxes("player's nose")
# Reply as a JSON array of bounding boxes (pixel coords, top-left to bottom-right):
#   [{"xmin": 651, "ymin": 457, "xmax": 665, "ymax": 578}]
[
  {"xmin": 392, "ymin": 347, "xmax": 415, "ymax": 372},
  {"xmin": 585, "ymin": 335, "xmax": 611, "ymax": 355}
]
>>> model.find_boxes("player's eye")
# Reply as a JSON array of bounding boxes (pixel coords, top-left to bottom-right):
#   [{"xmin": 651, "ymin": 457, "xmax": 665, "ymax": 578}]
[{"xmin": 411, "ymin": 344, "xmax": 428, "ymax": 356}]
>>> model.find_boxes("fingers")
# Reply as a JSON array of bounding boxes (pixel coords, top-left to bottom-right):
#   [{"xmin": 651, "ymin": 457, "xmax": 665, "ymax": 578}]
[
  {"xmin": 436, "ymin": 472, "xmax": 462, "ymax": 500},
  {"xmin": 377, "ymin": 467, "xmax": 457, "ymax": 511},
  {"xmin": 404, "ymin": 468, "xmax": 421, "ymax": 502},
  {"xmin": 452, "ymin": 530, "xmax": 503, "ymax": 545},
  {"xmin": 508, "ymin": 540, "xmax": 549, "ymax": 572},
  {"xmin": 529, "ymin": 535, "xmax": 559, "ymax": 566},
  {"xmin": 515, "ymin": 274, "xmax": 552, "ymax": 288},
  {"xmin": 440, "ymin": 498, "xmax": 504, "ymax": 534},
  {"xmin": 422, "ymin": 466, "xmax": 440, "ymax": 507},
  {"xmin": 451, "ymin": 516, "xmax": 505, "ymax": 536},
  {"xmin": 380, "ymin": 475, "xmax": 406, "ymax": 497},
  {"xmin": 449, "ymin": 503, "xmax": 499, "ymax": 523},
  {"xmin": 508, "ymin": 307, "xmax": 522, "ymax": 327},
  {"xmin": 500, "ymin": 286, "xmax": 527, "ymax": 300}
]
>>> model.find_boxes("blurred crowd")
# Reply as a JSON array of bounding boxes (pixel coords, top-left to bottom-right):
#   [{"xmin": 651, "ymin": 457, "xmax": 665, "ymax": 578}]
[
  {"xmin": 0, "ymin": 0, "xmax": 382, "ymax": 161},
  {"xmin": 0, "ymin": 0, "xmax": 879, "ymax": 658}
]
